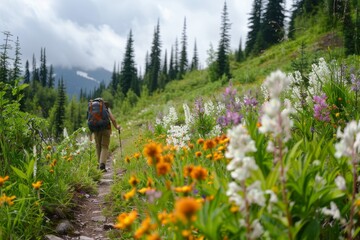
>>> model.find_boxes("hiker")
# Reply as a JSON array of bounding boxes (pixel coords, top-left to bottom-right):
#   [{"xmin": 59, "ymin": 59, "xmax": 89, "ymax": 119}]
[{"xmin": 88, "ymin": 98, "xmax": 120, "ymax": 172}]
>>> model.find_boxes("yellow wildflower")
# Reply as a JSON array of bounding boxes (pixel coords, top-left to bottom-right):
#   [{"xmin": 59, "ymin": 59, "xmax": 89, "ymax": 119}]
[
  {"xmin": 32, "ymin": 181, "xmax": 42, "ymax": 190},
  {"xmin": 129, "ymin": 175, "xmax": 140, "ymax": 187},
  {"xmin": 124, "ymin": 188, "xmax": 137, "ymax": 200},
  {"xmin": 0, "ymin": 176, "xmax": 9, "ymax": 187},
  {"xmin": 114, "ymin": 210, "xmax": 138, "ymax": 230},
  {"xmin": 174, "ymin": 197, "xmax": 201, "ymax": 223}
]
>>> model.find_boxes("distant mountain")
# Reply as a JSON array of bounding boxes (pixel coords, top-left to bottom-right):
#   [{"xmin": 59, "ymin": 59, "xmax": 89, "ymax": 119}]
[{"xmin": 53, "ymin": 66, "xmax": 112, "ymax": 98}]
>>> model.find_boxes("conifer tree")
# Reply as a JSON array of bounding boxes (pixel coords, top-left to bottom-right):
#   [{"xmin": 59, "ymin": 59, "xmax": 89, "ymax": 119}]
[
  {"xmin": 178, "ymin": 18, "xmax": 188, "ymax": 79},
  {"xmin": 24, "ymin": 60, "xmax": 30, "ymax": 84},
  {"xmin": 235, "ymin": 38, "xmax": 245, "ymax": 62},
  {"xmin": 120, "ymin": 30, "xmax": 139, "ymax": 96},
  {"xmin": 356, "ymin": 1, "xmax": 360, "ymax": 54},
  {"xmin": 110, "ymin": 62, "xmax": 119, "ymax": 94},
  {"xmin": 174, "ymin": 38, "xmax": 179, "ymax": 79},
  {"xmin": 190, "ymin": 40, "xmax": 199, "ymax": 71},
  {"xmin": 32, "ymin": 54, "xmax": 39, "ymax": 84},
  {"xmin": 261, "ymin": 0, "xmax": 285, "ymax": 49},
  {"xmin": 12, "ymin": 36, "xmax": 22, "ymax": 82},
  {"xmin": 168, "ymin": 46, "xmax": 176, "ymax": 80},
  {"xmin": 54, "ymin": 77, "xmax": 66, "ymax": 139},
  {"xmin": 39, "ymin": 48, "xmax": 48, "ymax": 87},
  {"xmin": 0, "ymin": 31, "xmax": 12, "ymax": 83},
  {"xmin": 48, "ymin": 64, "xmax": 55, "ymax": 88},
  {"xmin": 245, "ymin": 0, "xmax": 263, "ymax": 56},
  {"xmin": 216, "ymin": 1, "xmax": 231, "ymax": 80},
  {"xmin": 344, "ymin": 1, "xmax": 355, "ymax": 55},
  {"xmin": 147, "ymin": 21, "xmax": 162, "ymax": 93}
]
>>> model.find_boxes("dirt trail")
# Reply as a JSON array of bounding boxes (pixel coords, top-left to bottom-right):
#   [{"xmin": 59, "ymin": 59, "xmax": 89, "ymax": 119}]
[{"xmin": 64, "ymin": 151, "xmax": 123, "ymax": 240}]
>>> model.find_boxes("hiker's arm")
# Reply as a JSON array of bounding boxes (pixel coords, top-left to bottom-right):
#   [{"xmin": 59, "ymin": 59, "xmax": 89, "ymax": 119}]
[{"xmin": 108, "ymin": 108, "xmax": 120, "ymax": 130}]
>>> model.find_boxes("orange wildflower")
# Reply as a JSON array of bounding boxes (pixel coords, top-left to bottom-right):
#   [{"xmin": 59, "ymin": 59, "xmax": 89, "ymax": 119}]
[
  {"xmin": 188, "ymin": 143, "xmax": 194, "ymax": 149},
  {"xmin": 129, "ymin": 175, "xmax": 140, "ymax": 187},
  {"xmin": 125, "ymin": 156, "xmax": 132, "ymax": 163},
  {"xmin": 133, "ymin": 152, "xmax": 141, "ymax": 159},
  {"xmin": 143, "ymin": 142, "xmax": 162, "ymax": 164},
  {"xmin": 124, "ymin": 188, "xmax": 137, "ymax": 200},
  {"xmin": 0, "ymin": 194, "xmax": 16, "ymax": 206},
  {"xmin": 162, "ymin": 153, "xmax": 174, "ymax": 164},
  {"xmin": 174, "ymin": 185, "xmax": 193, "ymax": 193},
  {"xmin": 147, "ymin": 233, "xmax": 161, "ymax": 240},
  {"xmin": 138, "ymin": 187, "xmax": 152, "ymax": 194},
  {"xmin": 156, "ymin": 161, "xmax": 171, "ymax": 176},
  {"xmin": 203, "ymin": 139, "xmax": 216, "ymax": 150},
  {"xmin": 0, "ymin": 176, "xmax": 9, "ymax": 187},
  {"xmin": 174, "ymin": 197, "xmax": 201, "ymax": 223},
  {"xmin": 134, "ymin": 216, "xmax": 157, "ymax": 239},
  {"xmin": 32, "ymin": 181, "xmax": 42, "ymax": 190},
  {"xmin": 146, "ymin": 177, "xmax": 154, "ymax": 187},
  {"xmin": 197, "ymin": 138, "xmax": 204, "ymax": 145},
  {"xmin": 195, "ymin": 151, "xmax": 202, "ymax": 158},
  {"xmin": 256, "ymin": 122, "xmax": 262, "ymax": 128},
  {"xmin": 183, "ymin": 165, "xmax": 194, "ymax": 177},
  {"xmin": 190, "ymin": 166, "xmax": 208, "ymax": 181},
  {"xmin": 114, "ymin": 210, "xmax": 138, "ymax": 230}
]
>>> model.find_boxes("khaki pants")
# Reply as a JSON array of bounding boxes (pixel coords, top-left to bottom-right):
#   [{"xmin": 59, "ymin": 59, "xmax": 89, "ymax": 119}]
[{"xmin": 94, "ymin": 129, "xmax": 111, "ymax": 165}]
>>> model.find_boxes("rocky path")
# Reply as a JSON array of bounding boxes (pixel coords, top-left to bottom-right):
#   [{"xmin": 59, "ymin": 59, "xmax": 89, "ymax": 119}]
[{"xmin": 45, "ymin": 152, "xmax": 123, "ymax": 240}]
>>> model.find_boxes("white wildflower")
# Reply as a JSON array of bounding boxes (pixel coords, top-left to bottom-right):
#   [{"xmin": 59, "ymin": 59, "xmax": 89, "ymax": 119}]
[
  {"xmin": 166, "ymin": 124, "xmax": 190, "ymax": 149},
  {"xmin": 335, "ymin": 121, "xmax": 360, "ymax": 159},
  {"xmin": 262, "ymin": 70, "xmax": 290, "ymax": 99},
  {"xmin": 183, "ymin": 103, "xmax": 193, "ymax": 125},
  {"xmin": 321, "ymin": 201, "xmax": 340, "ymax": 220},
  {"xmin": 335, "ymin": 175, "xmax": 346, "ymax": 191},
  {"xmin": 204, "ymin": 100, "xmax": 215, "ymax": 116},
  {"xmin": 249, "ymin": 219, "xmax": 264, "ymax": 239}
]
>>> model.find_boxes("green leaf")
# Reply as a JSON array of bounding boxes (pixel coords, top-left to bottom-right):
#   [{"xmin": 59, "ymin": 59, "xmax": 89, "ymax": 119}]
[
  {"xmin": 296, "ymin": 219, "xmax": 320, "ymax": 240},
  {"xmin": 11, "ymin": 166, "xmax": 27, "ymax": 180}
]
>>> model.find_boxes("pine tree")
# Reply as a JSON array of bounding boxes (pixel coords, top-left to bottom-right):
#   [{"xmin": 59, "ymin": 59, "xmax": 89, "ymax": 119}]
[
  {"xmin": 216, "ymin": 1, "xmax": 231, "ymax": 81},
  {"xmin": 168, "ymin": 46, "xmax": 176, "ymax": 80},
  {"xmin": 178, "ymin": 18, "xmax": 188, "ymax": 79},
  {"xmin": 12, "ymin": 36, "xmax": 22, "ymax": 82},
  {"xmin": 24, "ymin": 60, "xmax": 30, "ymax": 84},
  {"xmin": 344, "ymin": 1, "xmax": 356, "ymax": 55},
  {"xmin": 245, "ymin": 0, "xmax": 263, "ymax": 56},
  {"xmin": 262, "ymin": 0, "xmax": 286, "ymax": 49},
  {"xmin": 54, "ymin": 77, "xmax": 66, "ymax": 139},
  {"xmin": 110, "ymin": 62, "xmax": 119, "ymax": 94},
  {"xmin": 190, "ymin": 40, "xmax": 199, "ymax": 71},
  {"xmin": 235, "ymin": 38, "xmax": 245, "ymax": 62},
  {"xmin": 31, "ymin": 54, "xmax": 39, "ymax": 84},
  {"xmin": 120, "ymin": 30, "xmax": 139, "ymax": 96},
  {"xmin": 39, "ymin": 48, "xmax": 48, "ymax": 87},
  {"xmin": 174, "ymin": 38, "xmax": 179, "ymax": 79},
  {"xmin": 48, "ymin": 64, "xmax": 55, "ymax": 88},
  {"xmin": 147, "ymin": 21, "xmax": 162, "ymax": 93},
  {"xmin": 356, "ymin": 1, "xmax": 360, "ymax": 54},
  {"xmin": 0, "ymin": 31, "xmax": 12, "ymax": 83}
]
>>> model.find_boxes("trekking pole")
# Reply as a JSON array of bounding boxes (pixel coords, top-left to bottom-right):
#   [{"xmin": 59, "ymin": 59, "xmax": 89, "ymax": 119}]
[{"xmin": 118, "ymin": 128, "xmax": 123, "ymax": 160}]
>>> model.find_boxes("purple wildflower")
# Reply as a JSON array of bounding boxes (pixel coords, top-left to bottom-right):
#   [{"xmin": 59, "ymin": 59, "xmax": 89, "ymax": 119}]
[
  {"xmin": 194, "ymin": 97, "xmax": 204, "ymax": 115},
  {"xmin": 313, "ymin": 94, "xmax": 330, "ymax": 122},
  {"xmin": 351, "ymin": 73, "xmax": 360, "ymax": 92},
  {"xmin": 243, "ymin": 96, "xmax": 258, "ymax": 108}
]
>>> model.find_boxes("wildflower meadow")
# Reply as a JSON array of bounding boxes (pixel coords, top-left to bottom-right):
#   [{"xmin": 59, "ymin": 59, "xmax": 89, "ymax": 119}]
[
  {"xmin": 2, "ymin": 56, "xmax": 360, "ymax": 239},
  {"xmin": 109, "ymin": 57, "xmax": 360, "ymax": 240}
]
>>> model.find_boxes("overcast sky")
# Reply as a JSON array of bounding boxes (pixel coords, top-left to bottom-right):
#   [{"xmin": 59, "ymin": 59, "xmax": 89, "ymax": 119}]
[{"xmin": 0, "ymin": 0, "xmax": 292, "ymax": 73}]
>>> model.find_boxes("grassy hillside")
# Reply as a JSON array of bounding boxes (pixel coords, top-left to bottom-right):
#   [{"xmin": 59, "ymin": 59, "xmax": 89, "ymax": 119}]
[{"xmin": 115, "ymin": 23, "xmax": 356, "ymax": 144}]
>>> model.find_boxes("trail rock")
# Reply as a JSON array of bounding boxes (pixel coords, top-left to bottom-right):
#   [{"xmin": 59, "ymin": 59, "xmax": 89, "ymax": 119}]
[
  {"xmin": 44, "ymin": 234, "xmax": 64, "ymax": 240},
  {"xmin": 79, "ymin": 236, "xmax": 94, "ymax": 240},
  {"xmin": 56, "ymin": 220, "xmax": 74, "ymax": 235},
  {"xmin": 91, "ymin": 216, "xmax": 106, "ymax": 222}
]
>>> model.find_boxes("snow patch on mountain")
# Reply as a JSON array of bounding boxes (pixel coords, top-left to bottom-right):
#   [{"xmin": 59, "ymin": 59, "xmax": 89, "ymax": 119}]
[{"xmin": 76, "ymin": 71, "xmax": 99, "ymax": 83}]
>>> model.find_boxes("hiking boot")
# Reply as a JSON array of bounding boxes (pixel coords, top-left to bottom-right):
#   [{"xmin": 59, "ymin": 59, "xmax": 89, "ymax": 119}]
[{"xmin": 99, "ymin": 163, "xmax": 107, "ymax": 172}]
